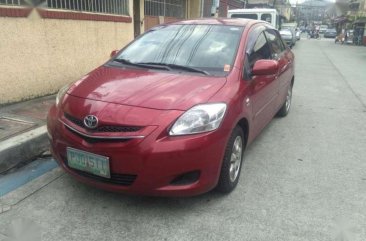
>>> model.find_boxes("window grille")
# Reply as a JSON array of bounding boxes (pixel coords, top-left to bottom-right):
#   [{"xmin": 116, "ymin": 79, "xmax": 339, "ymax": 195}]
[
  {"xmin": 46, "ymin": 0, "xmax": 129, "ymax": 15},
  {"xmin": 0, "ymin": 0, "xmax": 25, "ymax": 5},
  {"xmin": 227, "ymin": 0, "xmax": 245, "ymax": 9},
  {"xmin": 144, "ymin": 0, "xmax": 186, "ymax": 18}
]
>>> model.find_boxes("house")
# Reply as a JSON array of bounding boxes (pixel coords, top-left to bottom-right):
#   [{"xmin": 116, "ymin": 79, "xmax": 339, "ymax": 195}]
[
  {"xmin": 348, "ymin": 0, "xmax": 366, "ymax": 44},
  {"xmin": 0, "ymin": 0, "xmax": 213, "ymax": 105}
]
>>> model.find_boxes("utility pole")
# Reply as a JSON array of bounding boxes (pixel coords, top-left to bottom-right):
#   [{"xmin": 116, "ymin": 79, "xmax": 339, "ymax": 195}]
[{"xmin": 211, "ymin": 0, "xmax": 220, "ymax": 17}]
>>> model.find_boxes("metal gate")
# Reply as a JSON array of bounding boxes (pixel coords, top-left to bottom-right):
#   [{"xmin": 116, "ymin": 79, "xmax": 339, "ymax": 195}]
[{"xmin": 144, "ymin": 0, "xmax": 187, "ymax": 31}]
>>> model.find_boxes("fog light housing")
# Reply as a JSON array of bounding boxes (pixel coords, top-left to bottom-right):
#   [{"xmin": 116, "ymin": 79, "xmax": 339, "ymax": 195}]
[{"xmin": 170, "ymin": 171, "xmax": 200, "ymax": 185}]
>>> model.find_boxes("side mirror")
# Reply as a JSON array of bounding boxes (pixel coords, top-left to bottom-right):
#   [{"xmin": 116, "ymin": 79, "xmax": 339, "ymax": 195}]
[
  {"xmin": 110, "ymin": 50, "xmax": 119, "ymax": 58},
  {"xmin": 252, "ymin": 59, "xmax": 279, "ymax": 76}
]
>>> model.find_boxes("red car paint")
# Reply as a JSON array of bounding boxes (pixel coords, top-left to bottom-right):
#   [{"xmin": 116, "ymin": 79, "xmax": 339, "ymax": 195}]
[{"xmin": 47, "ymin": 18, "xmax": 294, "ymax": 196}]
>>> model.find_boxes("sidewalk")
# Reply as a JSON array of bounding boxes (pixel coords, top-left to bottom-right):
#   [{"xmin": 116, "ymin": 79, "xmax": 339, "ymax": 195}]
[{"xmin": 0, "ymin": 95, "xmax": 55, "ymax": 174}]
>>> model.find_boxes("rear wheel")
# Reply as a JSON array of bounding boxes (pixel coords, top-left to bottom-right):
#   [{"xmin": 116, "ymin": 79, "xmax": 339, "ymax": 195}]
[
  {"xmin": 216, "ymin": 126, "xmax": 245, "ymax": 193},
  {"xmin": 277, "ymin": 83, "xmax": 293, "ymax": 117}
]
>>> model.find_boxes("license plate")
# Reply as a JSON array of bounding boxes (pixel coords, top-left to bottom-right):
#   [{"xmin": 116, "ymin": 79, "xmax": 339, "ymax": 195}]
[{"xmin": 66, "ymin": 147, "xmax": 110, "ymax": 178}]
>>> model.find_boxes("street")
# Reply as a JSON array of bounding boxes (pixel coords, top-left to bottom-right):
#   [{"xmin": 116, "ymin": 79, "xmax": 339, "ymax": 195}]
[{"xmin": 1, "ymin": 37, "xmax": 366, "ymax": 241}]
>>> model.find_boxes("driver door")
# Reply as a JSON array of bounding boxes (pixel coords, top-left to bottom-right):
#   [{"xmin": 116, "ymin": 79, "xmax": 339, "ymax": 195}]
[{"xmin": 244, "ymin": 30, "xmax": 280, "ymax": 136}]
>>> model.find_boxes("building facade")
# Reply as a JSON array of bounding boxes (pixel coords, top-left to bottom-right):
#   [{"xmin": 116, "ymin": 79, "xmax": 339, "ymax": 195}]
[
  {"xmin": 0, "ymin": 0, "xmax": 204, "ymax": 105},
  {"xmin": 348, "ymin": 0, "xmax": 366, "ymax": 44}
]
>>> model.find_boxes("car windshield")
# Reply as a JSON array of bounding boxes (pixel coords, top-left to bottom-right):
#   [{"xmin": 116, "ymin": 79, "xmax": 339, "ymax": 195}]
[{"xmin": 113, "ymin": 24, "xmax": 244, "ymax": 76}]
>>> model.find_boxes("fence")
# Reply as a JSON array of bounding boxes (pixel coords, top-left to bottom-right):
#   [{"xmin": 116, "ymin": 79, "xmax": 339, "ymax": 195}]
[
  {"xmin": 144, "ymin": 0, "xmax": 186, "ymax": 18},
  {"xmin": 0, "ymin": 0, "xmax": 24, "ymax": 5},
  {"xmin": 46, "ymin": 0, "xmax": 129, "ymax": 15},
  {"xmin": 0, "ymin": 0, "xmax": 129, "ymax": 15}
]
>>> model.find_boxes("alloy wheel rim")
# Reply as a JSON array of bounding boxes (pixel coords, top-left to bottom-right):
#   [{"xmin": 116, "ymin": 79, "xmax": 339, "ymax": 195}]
[
  {"xmin": 285, "ymin": 87, "xmax": 292, "ymax": 112},
  {"xmin": 229, "ymin": 136, "xmax": 243, "ymax": 182}
]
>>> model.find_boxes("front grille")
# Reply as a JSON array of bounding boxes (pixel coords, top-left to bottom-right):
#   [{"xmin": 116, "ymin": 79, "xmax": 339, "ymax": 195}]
[
  {"xmin": 64, "ymin": 112, "xmax": 142, "ymax": 132},
  {"xmin": 65, "ymin": 160, "xmax": 137, "ymax": 186},
  {"xmin": 97, "ymin": 126, "xmax": 141, "ymax": 132},
  {"xmin": 65, "ymin": 126, "xmax": 130, "ymax": 143},
  {"xmin": 65, "ymin": 113, "xmax": 83, "ymax": 127}
]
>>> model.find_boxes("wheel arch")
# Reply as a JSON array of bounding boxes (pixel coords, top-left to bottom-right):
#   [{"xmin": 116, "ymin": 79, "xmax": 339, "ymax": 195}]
[{"xmin": 236, "ymin": 118, "xmax": 249, "ymax": 148}]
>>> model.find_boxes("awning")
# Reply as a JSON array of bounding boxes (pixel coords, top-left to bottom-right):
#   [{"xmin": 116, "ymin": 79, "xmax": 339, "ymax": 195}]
[
  {"xmin": 333, "ymin": 16, "xmax": 348, "ymax": 23},
  {"xmin": 354, "ymin": 18, "xmax": 366, "ymax": 24}
]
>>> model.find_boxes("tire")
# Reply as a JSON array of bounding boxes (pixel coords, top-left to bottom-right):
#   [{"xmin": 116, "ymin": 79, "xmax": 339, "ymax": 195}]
[
  {"xmin": 216, "ymin": 126, "xmax": 245, "ymax": 193},
  {"xmin": 277, "ymin": 83, "xmax": 293, "ymax": 117}
]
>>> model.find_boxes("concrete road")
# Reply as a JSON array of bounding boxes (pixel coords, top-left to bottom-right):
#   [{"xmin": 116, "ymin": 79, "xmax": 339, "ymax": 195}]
[{"xmin": 1, "ymin": 38, "xmax": 366, "ymax": 241}]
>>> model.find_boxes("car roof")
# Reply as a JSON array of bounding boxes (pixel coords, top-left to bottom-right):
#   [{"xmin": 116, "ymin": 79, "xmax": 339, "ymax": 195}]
[{"xmin": 164, "ymin": 18, "xmax": 259, "ymax": 27}]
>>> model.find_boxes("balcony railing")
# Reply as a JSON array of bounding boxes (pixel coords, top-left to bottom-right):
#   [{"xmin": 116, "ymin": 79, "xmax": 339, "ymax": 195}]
[
  {"xmin": 0, "ymin": 0, "xmax": 25, "ymax": 5},
  {"xmin": 46, "ymin": 0, "xmax": 129, "ymax": 15}
]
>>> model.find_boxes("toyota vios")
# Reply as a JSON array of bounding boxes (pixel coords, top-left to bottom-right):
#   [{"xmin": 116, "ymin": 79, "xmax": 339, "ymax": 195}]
[{"xmin": 47, "ymin": 19, "xmax": 294, "ymax": 196}]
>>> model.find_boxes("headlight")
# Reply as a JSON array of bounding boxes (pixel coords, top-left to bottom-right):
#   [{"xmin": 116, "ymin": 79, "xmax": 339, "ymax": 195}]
[
  {"xmin": 169, "ymin": 103, "xmax": 227, "ymax": 136},
  {"xmin": 55, "ymin": 84, "xmax": 70, "ymax": 106}
]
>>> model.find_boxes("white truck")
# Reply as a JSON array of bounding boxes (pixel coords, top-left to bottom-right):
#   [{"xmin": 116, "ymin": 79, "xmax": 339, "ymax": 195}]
[{"xmin": 228, "ymin": 8, "xmax": 280, "ymax": 29}]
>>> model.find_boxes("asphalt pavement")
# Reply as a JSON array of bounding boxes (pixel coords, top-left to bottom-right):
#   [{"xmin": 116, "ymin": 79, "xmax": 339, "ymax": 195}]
[{"xmin": 0, "ymin": 36, "xmax": 365, "ymax": 241}]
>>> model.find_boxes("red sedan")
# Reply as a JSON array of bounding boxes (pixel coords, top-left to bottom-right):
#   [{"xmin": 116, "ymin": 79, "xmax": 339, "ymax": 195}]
[{"xmin": 47, "ymin": 18, "xmax": 294, "ymax": 196}]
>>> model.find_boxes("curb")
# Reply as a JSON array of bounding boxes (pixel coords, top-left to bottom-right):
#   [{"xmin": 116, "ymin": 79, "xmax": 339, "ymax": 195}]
[
  {"xmin": 0, "ymin": 158, "xmax": 59, "ymax": 198},
  {"xmin": 0, "ymin": 126, "xmax": 49, "ymax": 173}
]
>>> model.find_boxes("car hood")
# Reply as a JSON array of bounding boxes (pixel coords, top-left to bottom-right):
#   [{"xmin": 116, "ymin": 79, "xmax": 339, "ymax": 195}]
[{"xmin": 67, "ymin": 66, "xmax": 226, "ymax": 111}]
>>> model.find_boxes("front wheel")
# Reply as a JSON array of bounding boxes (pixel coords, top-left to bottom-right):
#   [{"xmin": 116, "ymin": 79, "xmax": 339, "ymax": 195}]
[
  {"xmin": 216, "ymin": 126, "xmax": 245, "ymax": 193},
  {"xmin": 277, "ymin": 83, "xmax": 293, "ymax": 117}
]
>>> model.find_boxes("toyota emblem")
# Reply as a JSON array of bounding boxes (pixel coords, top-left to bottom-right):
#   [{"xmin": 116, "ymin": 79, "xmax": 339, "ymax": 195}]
[{"xmin": 83, "ymin": 115, "xmax": 98, "ymax": 129}]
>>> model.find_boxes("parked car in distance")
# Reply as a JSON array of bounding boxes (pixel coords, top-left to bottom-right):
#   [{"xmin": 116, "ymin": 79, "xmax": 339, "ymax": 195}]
[
  {"xmin": 280, "ymin": 29, "xmax": 296, "ymax": 47},
  {"xmin": 295, "ymin": 28, "xmax": 301, "ymax": 40},
  {"xmin": 319, "ymin": 25, "xmax": 328, "ymax": 34},
  {"xmin": 47, "ymin": 18, "xmax": 295, "ymax": 197},
  {"xmin": 324, "ymin": 28, "xmax": 337, "ymax": 38}
]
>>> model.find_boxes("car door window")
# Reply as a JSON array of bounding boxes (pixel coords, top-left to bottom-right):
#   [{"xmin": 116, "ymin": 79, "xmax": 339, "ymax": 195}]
[
  {"xmin": 244, "ymin": 31, "xmax": 271, "ymax": 79},
  {"xmin": 264, "ymin": 29, "xmax": 285, "ymax": 60}
]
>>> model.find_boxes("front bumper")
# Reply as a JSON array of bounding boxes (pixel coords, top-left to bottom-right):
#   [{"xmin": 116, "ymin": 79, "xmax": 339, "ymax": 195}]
[{"xmin": 47, "ymin": 102, "xmax": 230, "ymax": 197}]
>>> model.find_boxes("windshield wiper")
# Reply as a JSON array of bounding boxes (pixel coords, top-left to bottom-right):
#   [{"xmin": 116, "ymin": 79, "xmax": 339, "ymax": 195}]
[
  {"xmin": 113, "ymin": 59, "xmax": 209, "ymax": 75},
  {"xmin": 139, "ymin": 62, "xmax": 209, "ymax": 75},
  {"xmin": 112, "ymin": 59, "xmax": 170, "ymax": 70},
  {"xmin": 113, "ymin": 58, "xmax": 138, "ymax": 66}
]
